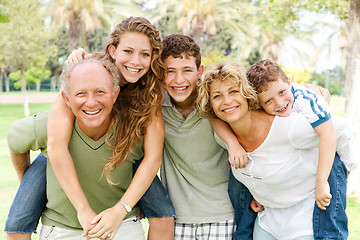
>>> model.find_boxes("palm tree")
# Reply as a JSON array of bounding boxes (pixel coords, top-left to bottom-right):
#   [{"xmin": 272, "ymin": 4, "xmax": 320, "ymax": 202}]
[
  {"xmin": 148, "ymin": 0, "xmax": 254, "ymax": 46},
  {"xmin": 45, "ymin": 0, "xmax": 143, "ymax": 51}
]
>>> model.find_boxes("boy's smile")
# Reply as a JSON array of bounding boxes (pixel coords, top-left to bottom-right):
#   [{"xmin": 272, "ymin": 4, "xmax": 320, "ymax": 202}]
[
  {"xmin": 164, "ymin": 55, "xmax": 204, "ymax": 109},
  {"xmin": 258, "ymin": 79, "xmax": 294, "ymax": 117}
]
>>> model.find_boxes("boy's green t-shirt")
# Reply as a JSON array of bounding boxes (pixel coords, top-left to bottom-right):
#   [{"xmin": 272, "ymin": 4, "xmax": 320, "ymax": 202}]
[{"xmin": 161, "ymin": 93, "xmax": 234, "ymax": 224}]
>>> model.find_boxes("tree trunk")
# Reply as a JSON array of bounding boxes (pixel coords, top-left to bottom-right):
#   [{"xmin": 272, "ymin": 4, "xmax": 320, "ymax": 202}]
[
  {"xmin": 5, "ymin": 70, "xmax": 10, "ymax": 92},
  {"xmin": 21, "ymin": 69, "xmax": 30, "ymax": 117},
  {"xmin": 68, "ymin": 14, "xmax": 82, "ymax": 51},
  {"xmin": 344, "ymin": 0, "xmax": 360, "ymax": 201},
  {"xmin": 191, "ymin": 17, "xmax": 204, "ymax": 47},
  {"xmin": 0, "ymin": 69, "xmax": 3, "ymax": 92},
  {"xmin": 36, "ymin": 82, "xmax": 40, "ymax": 92}
]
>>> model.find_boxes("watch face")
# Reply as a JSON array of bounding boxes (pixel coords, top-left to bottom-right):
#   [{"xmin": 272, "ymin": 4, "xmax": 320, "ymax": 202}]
[{"xmin": 126, "ymin": 206, "xmax": 132, "ymax": 212}]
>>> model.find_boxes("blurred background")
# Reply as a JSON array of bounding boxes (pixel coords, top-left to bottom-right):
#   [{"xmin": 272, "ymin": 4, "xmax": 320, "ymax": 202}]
[{"xmin": 0, "ymin": 0, "xmax": 359, "ymax": 238}]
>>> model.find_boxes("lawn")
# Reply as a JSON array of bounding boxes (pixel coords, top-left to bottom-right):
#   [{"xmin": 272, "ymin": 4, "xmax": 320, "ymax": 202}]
[{"xmin": 0, "ymin": 99, "xmax": 359, "ymax": 239}]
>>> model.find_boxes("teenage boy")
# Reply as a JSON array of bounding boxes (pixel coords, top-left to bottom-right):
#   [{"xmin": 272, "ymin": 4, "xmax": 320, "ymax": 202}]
[
  {"xmin": 159, "ymin": 34, "xmax": 256, "ymax": 239},
  {"xmin": 6, "ymin": 59, "xmax": 148, "ymax": 240}
]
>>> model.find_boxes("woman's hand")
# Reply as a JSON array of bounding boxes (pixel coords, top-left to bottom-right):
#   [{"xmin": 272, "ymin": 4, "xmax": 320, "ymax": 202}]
[
  {"xmin": 77, "ymin": 207, "xmax": 97, "ymax": 238},
  {"xmin": 86, "ymin": 204, "xmax": 127, "ymax": 240}
]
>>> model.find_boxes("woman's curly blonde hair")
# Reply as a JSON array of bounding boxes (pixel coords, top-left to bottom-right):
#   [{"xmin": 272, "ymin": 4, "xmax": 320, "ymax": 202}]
[
  {"xmin": 94, "ymin": 17, "xmax": 164, "ymax": 183},
  {"xmin": 196, "ymin": 62, "xmax": 259, "ymax": 119}
]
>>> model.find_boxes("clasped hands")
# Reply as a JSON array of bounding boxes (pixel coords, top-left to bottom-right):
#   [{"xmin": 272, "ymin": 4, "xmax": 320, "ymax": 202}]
[{"xmin": 79, "ymin": 204, "xmax": 125, "ymax": 240}]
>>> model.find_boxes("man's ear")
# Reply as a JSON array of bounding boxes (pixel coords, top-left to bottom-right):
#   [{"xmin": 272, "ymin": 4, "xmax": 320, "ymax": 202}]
[
  {"xmin": 197, "ymin": 64, "xmax": 205, "ymax": 78},
  {"xmin": 61, "ymin": 91, "xmax": 71, "ymax": 108},
  {"xmin": 108, "ymin": 45, "xmax": 116, "ymax": 60},
  {"xmin": 113, "ymin": 86, "xmax": 120, "ymax": 104}
]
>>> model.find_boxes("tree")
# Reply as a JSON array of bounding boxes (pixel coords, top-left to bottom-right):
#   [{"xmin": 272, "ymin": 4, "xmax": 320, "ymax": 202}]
[
  {"xmin": 148, "ymin": 0, "xmax": 254, "ymax": 49},
  {"xmin": 45, "ymin": 0, "xmax": 144, "ymax": 51},
  {"xmin": 343, "ymin": 0, "xmax": 360, "ymax": 200},
  {"xmin": 0, "ymin": 0, "xmax": 57, "ymax": 116}
]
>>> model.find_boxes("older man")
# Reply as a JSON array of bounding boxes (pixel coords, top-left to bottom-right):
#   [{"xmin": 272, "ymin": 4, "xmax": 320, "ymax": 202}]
[{"xmin": 6, "ymin": 59, "xmax": 146, "ymax": 240}]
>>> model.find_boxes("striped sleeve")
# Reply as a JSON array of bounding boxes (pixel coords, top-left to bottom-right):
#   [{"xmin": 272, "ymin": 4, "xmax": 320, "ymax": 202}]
[{"xmin": 291, "ymin": 83, "xmax": 331, "ymax": 128}]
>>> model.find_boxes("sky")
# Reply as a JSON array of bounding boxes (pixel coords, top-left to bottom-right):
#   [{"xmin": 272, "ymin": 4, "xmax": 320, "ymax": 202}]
[{"xmin": 279, "ymin": 12, "xmax": 345, "ymax": 73}]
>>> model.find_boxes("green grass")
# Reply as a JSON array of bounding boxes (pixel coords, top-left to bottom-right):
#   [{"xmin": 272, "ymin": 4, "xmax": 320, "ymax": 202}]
[{"xmin": 1, "ymin": 98, "xmax": 359, "ymax": 239}]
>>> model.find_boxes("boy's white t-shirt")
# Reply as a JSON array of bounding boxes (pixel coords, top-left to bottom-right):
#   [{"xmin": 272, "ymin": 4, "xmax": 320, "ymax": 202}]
[{"xmin": 291, "ymin": 82, "xmax": 357, "ymax": 171}]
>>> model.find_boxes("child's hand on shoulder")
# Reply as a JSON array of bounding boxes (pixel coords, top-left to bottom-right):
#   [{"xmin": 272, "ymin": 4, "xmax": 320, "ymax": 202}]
[{"xmin": 228, "ymin": 142, "xmax": 248, "ymax": 169}]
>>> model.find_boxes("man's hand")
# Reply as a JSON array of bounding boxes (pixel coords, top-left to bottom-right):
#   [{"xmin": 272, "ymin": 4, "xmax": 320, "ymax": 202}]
[{"xmin": 250, "ymin": 198, "xmax": 264, "ymax": 212}]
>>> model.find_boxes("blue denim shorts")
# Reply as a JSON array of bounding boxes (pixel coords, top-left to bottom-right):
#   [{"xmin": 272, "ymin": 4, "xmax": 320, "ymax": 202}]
[
  {"xmin": 5, "ymin": 154, "xmax": 175, "ymax": 233},
  {"xmin": 5, "ymin": 153, "xmax": 47, "ymax": 233},
  {"xmin": 133, "ymin": 158, "xmax": 176, "ymax": 219},
  {"xmin": 313, "ymin": 153, "xmax": 348, "ymax": 240}
]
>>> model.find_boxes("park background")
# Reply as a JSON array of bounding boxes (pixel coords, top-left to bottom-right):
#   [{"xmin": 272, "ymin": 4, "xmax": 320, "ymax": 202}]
[{"xmin": 1, "ymin": 0, "xmax": 360, "ymax": 239}]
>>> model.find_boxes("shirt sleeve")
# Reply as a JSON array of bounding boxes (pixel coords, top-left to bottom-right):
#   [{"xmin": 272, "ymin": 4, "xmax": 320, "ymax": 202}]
[
  {"xmin": 287, "ymin": 112, "xmax": 320, "ymax": 150},
  {"xmin": 214, "ymin": 132, "xmax": 228, "ymax": 150},
  {"xmin": 291, "ymin": 83, "xmax": 331, "ymax": 128},
  {"xmin": 7, "ymin": 111, "xmax": 49, "ymax": 154}
]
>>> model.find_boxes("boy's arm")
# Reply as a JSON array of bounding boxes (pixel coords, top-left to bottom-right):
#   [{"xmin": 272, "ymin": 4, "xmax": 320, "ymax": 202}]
[
  {"xmin": 87, "ymin": 107, "xmax": 164, "ymax": 239},
  {"xmin": 314, "ymin": 119, "xmax": 337, "ymax": 210},
  {"xmin": 47, "ymin": 94, "xmax": 96, "ymax": 235},
  {"xmin": 10, "ymin": 150, "xmax": 30, "ymax": 181},
  {"xmin": 210, "ymin": 118, "xmax": 248, "ymax": 168},
  {"xmin": 303, "ymin": 84, "xmax": 331, "ymax": 103}
]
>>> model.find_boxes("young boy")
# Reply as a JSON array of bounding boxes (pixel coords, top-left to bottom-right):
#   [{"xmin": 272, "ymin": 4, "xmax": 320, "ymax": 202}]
[
  {"xmin": 159, "ymin": 33, "xmax": 257, "ymax": 239},
  {"xmin": 215, "ymin": 59, "xmax": 356, "ymax": 239}
]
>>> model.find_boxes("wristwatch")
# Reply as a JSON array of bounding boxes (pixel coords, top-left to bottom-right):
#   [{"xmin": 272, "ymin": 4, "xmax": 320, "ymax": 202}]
[{"xmin": 119, "ymin": 200, "xmax": 132, "ymax": 213}]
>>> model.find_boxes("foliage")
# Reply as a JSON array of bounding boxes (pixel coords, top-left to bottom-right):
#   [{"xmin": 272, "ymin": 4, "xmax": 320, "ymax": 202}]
[
  {"xmin": 0, "ymin": 0, "xmax": 57, "ymax": 72},
  {"xmin": 148, "ymin": 0, "xmax": 255, "ymax": 53},
  {"xmin": 45, "ymin": 0, "xmax": 144, "ymax": 51},
  {"xmin": 202, "ymin": 49, "xmax": 241, "ymax": 69},
  {"xmin": 9, "ymin": 68, "xmax": 51, "ymax": 89},
  {"xmin": 311, "ymin": 66, "xmax": 344, "ymax": 95},
  {"xmin": 283, "ymin": 67, "xmax": 311, "ymax": 84},
  {"xmin": 0, "ymin": 5, "xmax": 9, "ymax": 23},
  {"xmin": 45, "ymin": 28, "xmax": 70, "ymax": 81}
]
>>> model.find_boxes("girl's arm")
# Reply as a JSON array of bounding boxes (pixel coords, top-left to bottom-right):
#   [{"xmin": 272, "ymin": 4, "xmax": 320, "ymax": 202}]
[
  {"xmin": 210, "ymin": 118, "xmax": 248, "ymax": 168},
  {"xmin": 47, "ymin": 94, "xmax": 96, "ymax": 235},
  {"xmin": 314, "ymin": 120, "xmax": 337, "ymax": 210},
  {"xmin": 87, "ymin": 107, "xmax": 164, "ymax": 239}
]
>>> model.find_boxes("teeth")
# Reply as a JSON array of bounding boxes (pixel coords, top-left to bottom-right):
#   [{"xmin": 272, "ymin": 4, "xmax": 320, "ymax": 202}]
[
  {"xmin": 173, "ymin": 86, "xmax": 187, "ymax": 90},
  {"xmin": 126, "ymin": 67, "xmax": 140, "ymax": 73},
  {"xmin": 223, "ymin": 107, "xmax": 237, "ymax": 112},
  {"xmin": 84, "ymin": 109, "xmax": 101, "ymax": 115}
]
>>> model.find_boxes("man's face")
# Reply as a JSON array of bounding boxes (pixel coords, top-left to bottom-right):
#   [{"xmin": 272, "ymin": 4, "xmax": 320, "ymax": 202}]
[
  {"xmin": 163, "ymin": 55, "xmax": 204, "ymax": 107},
  {"xmin": 257, "ymin": 79, "xmax": 294, "ymax": 117},
  {"xmin": 63, "ymin": 62, "xmax": 119, "ymax": 140}
]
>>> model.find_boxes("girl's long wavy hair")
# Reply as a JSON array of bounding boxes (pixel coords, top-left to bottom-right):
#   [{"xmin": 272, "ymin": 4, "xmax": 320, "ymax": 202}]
[{"xmin": 95, "ymin": 17, "xmax": 164, "ymax": 183}]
